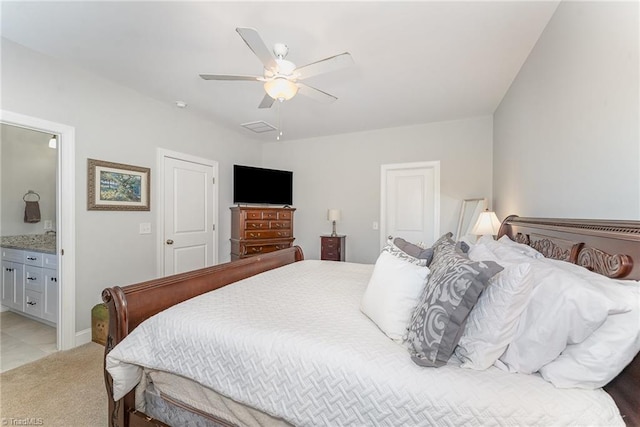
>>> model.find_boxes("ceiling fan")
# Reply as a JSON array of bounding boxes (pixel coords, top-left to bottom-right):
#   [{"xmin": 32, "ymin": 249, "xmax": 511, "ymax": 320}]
[{"xmin": 200, "ymin": 27, "xmax": 354, "ymax": 109}]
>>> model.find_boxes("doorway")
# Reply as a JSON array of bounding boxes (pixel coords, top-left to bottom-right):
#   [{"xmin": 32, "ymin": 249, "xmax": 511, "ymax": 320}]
[
  {"xmin": 156, "ymin": 149, "xmax": 218, "ymax": 276},
  {"xmin": 0, "ymin": 110, "xmax": 76, "ymax": 351},
  {"xmin": 380, "ymin": 161, "xmax": 440, "ymax": 250}
]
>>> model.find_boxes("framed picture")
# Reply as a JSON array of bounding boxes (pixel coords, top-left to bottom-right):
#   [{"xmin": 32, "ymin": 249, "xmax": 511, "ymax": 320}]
[{"xmin": 87, "ymin": 159, "xmax": 150, "ymax": 211}]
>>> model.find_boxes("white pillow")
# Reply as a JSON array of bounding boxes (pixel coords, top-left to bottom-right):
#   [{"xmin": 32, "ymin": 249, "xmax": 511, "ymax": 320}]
[
  {"xmin": 497, "ymin": 235, "xmax": 544, "ymax": 259},
  {"xmin": 456, "ymin": 244, "xmax": 533, "ymax": 370},
  {"xmin": 360, "ymin": 251, "xmax": 430, "ymax": 341},
  {"xmin": 496, "ymin": 260, "xmax": 632, "ymax": 374},
  {"xmin": 475, "ymin": 236, "xmax": 535, "ymax": 264},
  {"xmin": 537, "ymin": 260, "xmax": 640, "ymax": 388}
]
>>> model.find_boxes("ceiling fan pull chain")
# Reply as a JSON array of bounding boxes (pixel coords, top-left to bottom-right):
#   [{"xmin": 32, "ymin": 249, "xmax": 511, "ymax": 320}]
[{"xmin": 276, "ymin": 101, "xmax": 282, "ymax": 141}]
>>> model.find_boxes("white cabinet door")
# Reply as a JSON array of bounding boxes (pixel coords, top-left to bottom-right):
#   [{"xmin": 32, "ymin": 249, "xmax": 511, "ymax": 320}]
[
  {"xmin": 43, "ymin": 268, "xmax": 58, "ymax": 323},
  {"xmin": 2, "ymin": 260, "xmax": 15, "ymax": 307},
  {"xmin": 2, "ymin": 261, "xmax": 24, "ymax": 311}
]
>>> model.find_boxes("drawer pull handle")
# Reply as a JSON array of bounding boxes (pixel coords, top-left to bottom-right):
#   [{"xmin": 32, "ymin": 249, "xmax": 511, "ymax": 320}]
[
  {"xmin": 166, "ymin": 239, "xmax": 174, "ymax": 245},
  {"xmin": 27, "ymin": 277, "xmax": 36, "ymax": 281},
  {"xmin": 27, "ymin": 257, "xmax": 37, "ymax": 261},
  {"xmin": 27, "ymin": 301, "xmax": 36, "ymax": 306},
  {"xmin": 51, "ymin": 277, "xmax": 57, "ymax": 282}
]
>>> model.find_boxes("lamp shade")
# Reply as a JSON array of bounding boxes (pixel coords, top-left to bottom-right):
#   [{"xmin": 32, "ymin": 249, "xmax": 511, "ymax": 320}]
[
  {"xmin": 264, "ymin": 78, "xmax": 298, "ymax": 101},
  {"xmin": 471, "ymin": 210, "xmax": 501, "ymax": 236},
  {"xmin": 48, "ymin": 135, "xmax": 57, "ymax": 149},
  {"xmin": 327, "ymin": 209, "xmax": 341, "ymax": 222}
]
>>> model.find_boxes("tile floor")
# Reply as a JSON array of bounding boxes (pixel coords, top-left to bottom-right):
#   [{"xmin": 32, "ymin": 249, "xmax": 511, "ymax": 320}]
[{"xmin": 0, "ymin": 311, "xmax": 57, "ymax": 372}]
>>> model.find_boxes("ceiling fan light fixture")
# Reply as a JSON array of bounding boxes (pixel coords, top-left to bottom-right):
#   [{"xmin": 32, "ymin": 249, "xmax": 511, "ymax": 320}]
[{"xmin": 264, "ymin": 78, "xmax": 298, "ymax": 101}]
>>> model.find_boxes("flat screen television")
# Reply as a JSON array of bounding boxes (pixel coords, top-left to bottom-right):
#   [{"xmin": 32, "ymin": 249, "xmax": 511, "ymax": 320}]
[{"xmin": 233, "ymin": 165, "xmax": 293, "ymax": 206}]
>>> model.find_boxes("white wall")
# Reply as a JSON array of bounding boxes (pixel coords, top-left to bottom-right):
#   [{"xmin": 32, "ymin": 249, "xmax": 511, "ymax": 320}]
[
  {"xmin": 1, "ymin": 39, "xmax": 262, "ymax": 331},
  {"xmin": 1, "ymin": 125, "xmax": 57, "ymax": 235},
  {"xmin": 262, "ymin": 116, "xmax": 494, "ymax": 264},
  {"xmin": 493, "ymin": 1, "xmax": 639, "ymax": 220}
]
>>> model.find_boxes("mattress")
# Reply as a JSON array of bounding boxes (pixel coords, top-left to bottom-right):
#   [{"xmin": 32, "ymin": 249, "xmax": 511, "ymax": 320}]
[
  {"xmin": 107, "ymin": 260, "xmax": 624, "ymax": 426},
  {"xmin": 142, "ymin": 369, "xmax": 291, "ymax": 427}
]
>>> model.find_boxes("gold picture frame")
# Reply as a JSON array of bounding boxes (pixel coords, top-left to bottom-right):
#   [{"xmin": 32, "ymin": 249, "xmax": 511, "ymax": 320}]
[{"xmin": 87, "ymin": 158, "xmax": 150, "ymax": 211}]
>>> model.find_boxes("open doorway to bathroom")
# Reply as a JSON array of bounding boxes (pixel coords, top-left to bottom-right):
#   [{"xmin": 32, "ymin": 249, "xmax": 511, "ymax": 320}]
[
  {"xmin": 0, "ymin": 110, "xmax": 76, "ymax": 371},
  {"xmin": 0, "ymin": 124, "xmax": 58, "ymax": 371}
]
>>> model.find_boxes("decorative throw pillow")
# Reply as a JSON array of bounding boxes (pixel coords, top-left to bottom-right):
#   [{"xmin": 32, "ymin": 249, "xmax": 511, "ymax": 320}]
[
  {"xmin": 406, "ymin": 239, "xmax": 503, "ymax": 367},
  {"xmin": 456, "ymin": 244, "xmax": 533, "ymax": 370},
  {"xmin": 360, "ymin": 251, "xmax": 430, "ymax": 341},
  {"xmin": 393, "ymin": 237, "xmax": 434, "ymax": 266},
  {"xmin": 382, "ymin": 240, "xmax": 428, "ymax": 267},
  {"xmin": 431, "ymin": 232, "xmax": 454, "ymax": 252}
]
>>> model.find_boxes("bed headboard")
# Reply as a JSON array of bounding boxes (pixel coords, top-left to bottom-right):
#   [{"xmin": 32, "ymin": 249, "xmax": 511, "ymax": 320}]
[{"xmin": 497, "ymin": 215, "xmax": 640, "ymax": 425}]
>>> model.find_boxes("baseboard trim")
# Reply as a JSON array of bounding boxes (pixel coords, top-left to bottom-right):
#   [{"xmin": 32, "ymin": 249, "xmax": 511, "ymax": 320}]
[{"xmin": 75, "ymin": 328, "xmax": 92, "ymax": 347}]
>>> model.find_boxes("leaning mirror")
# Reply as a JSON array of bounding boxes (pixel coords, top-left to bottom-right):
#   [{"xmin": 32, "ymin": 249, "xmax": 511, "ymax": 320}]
[{"xmin": 455, "ymin": 198, "xmax": 487, "ymax": 241}]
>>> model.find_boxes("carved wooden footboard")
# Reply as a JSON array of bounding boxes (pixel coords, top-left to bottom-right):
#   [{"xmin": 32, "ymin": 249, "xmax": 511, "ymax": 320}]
[{"xmin": 102, "ymin": 246, "xmax": 304, "ymax": 427}]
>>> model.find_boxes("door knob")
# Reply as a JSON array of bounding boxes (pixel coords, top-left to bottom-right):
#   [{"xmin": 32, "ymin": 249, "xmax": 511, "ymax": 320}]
[
  {"xmin": 388, "ymin": 235, "xmax": 393, "ymax": 240},
  {"xmin": 166, "ymin": 239, "xmax": 174, "ymax": 245}
]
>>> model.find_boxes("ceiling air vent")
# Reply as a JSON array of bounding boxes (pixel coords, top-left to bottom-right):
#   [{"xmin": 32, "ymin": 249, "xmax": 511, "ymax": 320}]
[{"xmin": 241, "ymin": 121, "xmax": 277, "ymax": 133}]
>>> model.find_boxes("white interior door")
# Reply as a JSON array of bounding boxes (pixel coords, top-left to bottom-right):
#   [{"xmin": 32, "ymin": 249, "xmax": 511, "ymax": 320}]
[
  {"xmin": 162, "ymin": 153, "xmax": 217, "ymax": 276},
  {"xmin": 381, "ymin": 161, "xmax": 440, "ymax": 249}
]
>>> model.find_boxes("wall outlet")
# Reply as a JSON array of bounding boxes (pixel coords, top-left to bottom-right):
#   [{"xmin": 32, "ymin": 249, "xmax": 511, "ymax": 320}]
[
  {"xmin": 43, "ymin": 220, "xmax": 53, "ymax": 230},
  {"xmin": 139, "ymin": 223, "xmax": 152, "ymax": 234}
]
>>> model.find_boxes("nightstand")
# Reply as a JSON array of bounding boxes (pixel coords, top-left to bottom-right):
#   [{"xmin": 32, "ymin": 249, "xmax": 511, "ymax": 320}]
[{"xmin": 320, "ymin": 235, "xmax": 346, "ymax": 261}]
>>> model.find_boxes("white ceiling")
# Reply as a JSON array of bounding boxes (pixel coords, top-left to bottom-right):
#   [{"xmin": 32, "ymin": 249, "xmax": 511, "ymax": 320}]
[{"xmin": 1, "ymin": 1, "xmax": 559, "ymax": 142}]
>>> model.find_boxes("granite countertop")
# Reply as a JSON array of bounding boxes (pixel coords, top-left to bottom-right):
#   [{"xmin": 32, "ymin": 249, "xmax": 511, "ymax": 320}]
[{"xmin": 0, "ymin": 234, "xmax": 57, "ymax": 254}]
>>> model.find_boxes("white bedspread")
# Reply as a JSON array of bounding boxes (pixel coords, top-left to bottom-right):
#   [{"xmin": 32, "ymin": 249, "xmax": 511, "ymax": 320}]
[{"xmin": 107, "ymin": 260, "xmax": 623, "ymax": 426}]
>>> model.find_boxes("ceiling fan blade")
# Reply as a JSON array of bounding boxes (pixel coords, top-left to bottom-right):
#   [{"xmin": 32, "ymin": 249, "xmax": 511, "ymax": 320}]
[
  {"xmin": 297, "ymin": 83, "xmax": 338, "ymax": 103},
  {"xmin": 199, "ymin": 74, "xmax": 261, "ymax": 81},
  {"xmin": 295, "ymin": 52, "xmax": 354, "ymax": 80},
  {"xmin": 236, "ymin": 27, "xmax": 278, "ymax": 72},
  {"xmin": 258, "ymin": 93, "xmax": 275, "ymax": 109}
]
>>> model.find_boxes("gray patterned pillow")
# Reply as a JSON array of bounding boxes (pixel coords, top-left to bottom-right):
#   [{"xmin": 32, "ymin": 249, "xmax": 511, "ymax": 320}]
[
  {"xmin": 406, "ymin": 239, "xmax": 503, "ymax": 367},
  {"xmin": 382, "ymin": 241, "xmax": 429, "ymax": 267},
  {"xmin": 393, "ymin": 237, "xmax": 434, "ymax": 266}
]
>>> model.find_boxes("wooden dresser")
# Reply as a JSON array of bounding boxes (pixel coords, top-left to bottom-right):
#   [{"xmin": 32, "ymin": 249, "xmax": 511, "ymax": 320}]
[{"xmin": 230, "ymin": 206, "xmax": 295, "ymax": 261}]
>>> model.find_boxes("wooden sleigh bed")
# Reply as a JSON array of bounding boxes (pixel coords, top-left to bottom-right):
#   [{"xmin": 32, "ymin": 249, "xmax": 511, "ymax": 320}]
[{"xmin": 102, "ymin": 216, "xmax": 640, "ymax": 427}]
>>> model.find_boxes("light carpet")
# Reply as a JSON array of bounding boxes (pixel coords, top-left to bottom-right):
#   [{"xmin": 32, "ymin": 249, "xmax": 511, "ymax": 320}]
[{"xmin": 0, "ymin": 342, "xmax": 107, "ymax": 427}]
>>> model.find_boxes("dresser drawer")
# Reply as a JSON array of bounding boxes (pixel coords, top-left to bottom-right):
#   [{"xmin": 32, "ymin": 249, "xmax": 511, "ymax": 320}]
[
  {"xmin": 242, "ymin": 241, "xmax": 292, "ymax": 256},
  {"xmin": 23, "ymin": 251, "xmax": 44, "ymax": 267},
  {"xmin": 244, "ymin": 210, "xmax": 278, "ymax": 220},
  {"xmin": 323, "ymin": 238, "xmax": 340, "ymax": 249},
  {"xmin": 245, "ymin": 220, "xmax": 269, "ymax": 230},
  {"xmin": 25, "ymin": 266, "xmax": 44, "ymax": 291},
  {"xmin": 244, "ymin": 211, "xmax": 263, "ymax": 220},
  {"xmin": 278, "ymin": 211, "xmax": 292, "ymax": 220},
  {"xmin": 244, "ymin": 230, "xmax": 291, "ymax": 240},
  {"xmin": 269, "ymin": 221, "xmax": 291, "ymax": 230}
]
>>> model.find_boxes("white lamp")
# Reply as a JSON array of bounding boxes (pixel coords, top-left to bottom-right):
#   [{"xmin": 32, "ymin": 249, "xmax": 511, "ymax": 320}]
[
  {"xmin": 264, "ymin": 78, "xmax": 298, "ymax": 101},
  {"xmin": 471, "ymin": 209, "xmax": 501, "ymax": 238},
  {"xmin": 327, "ymin": 209, "xmax": 341, "ymax": 237}
]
